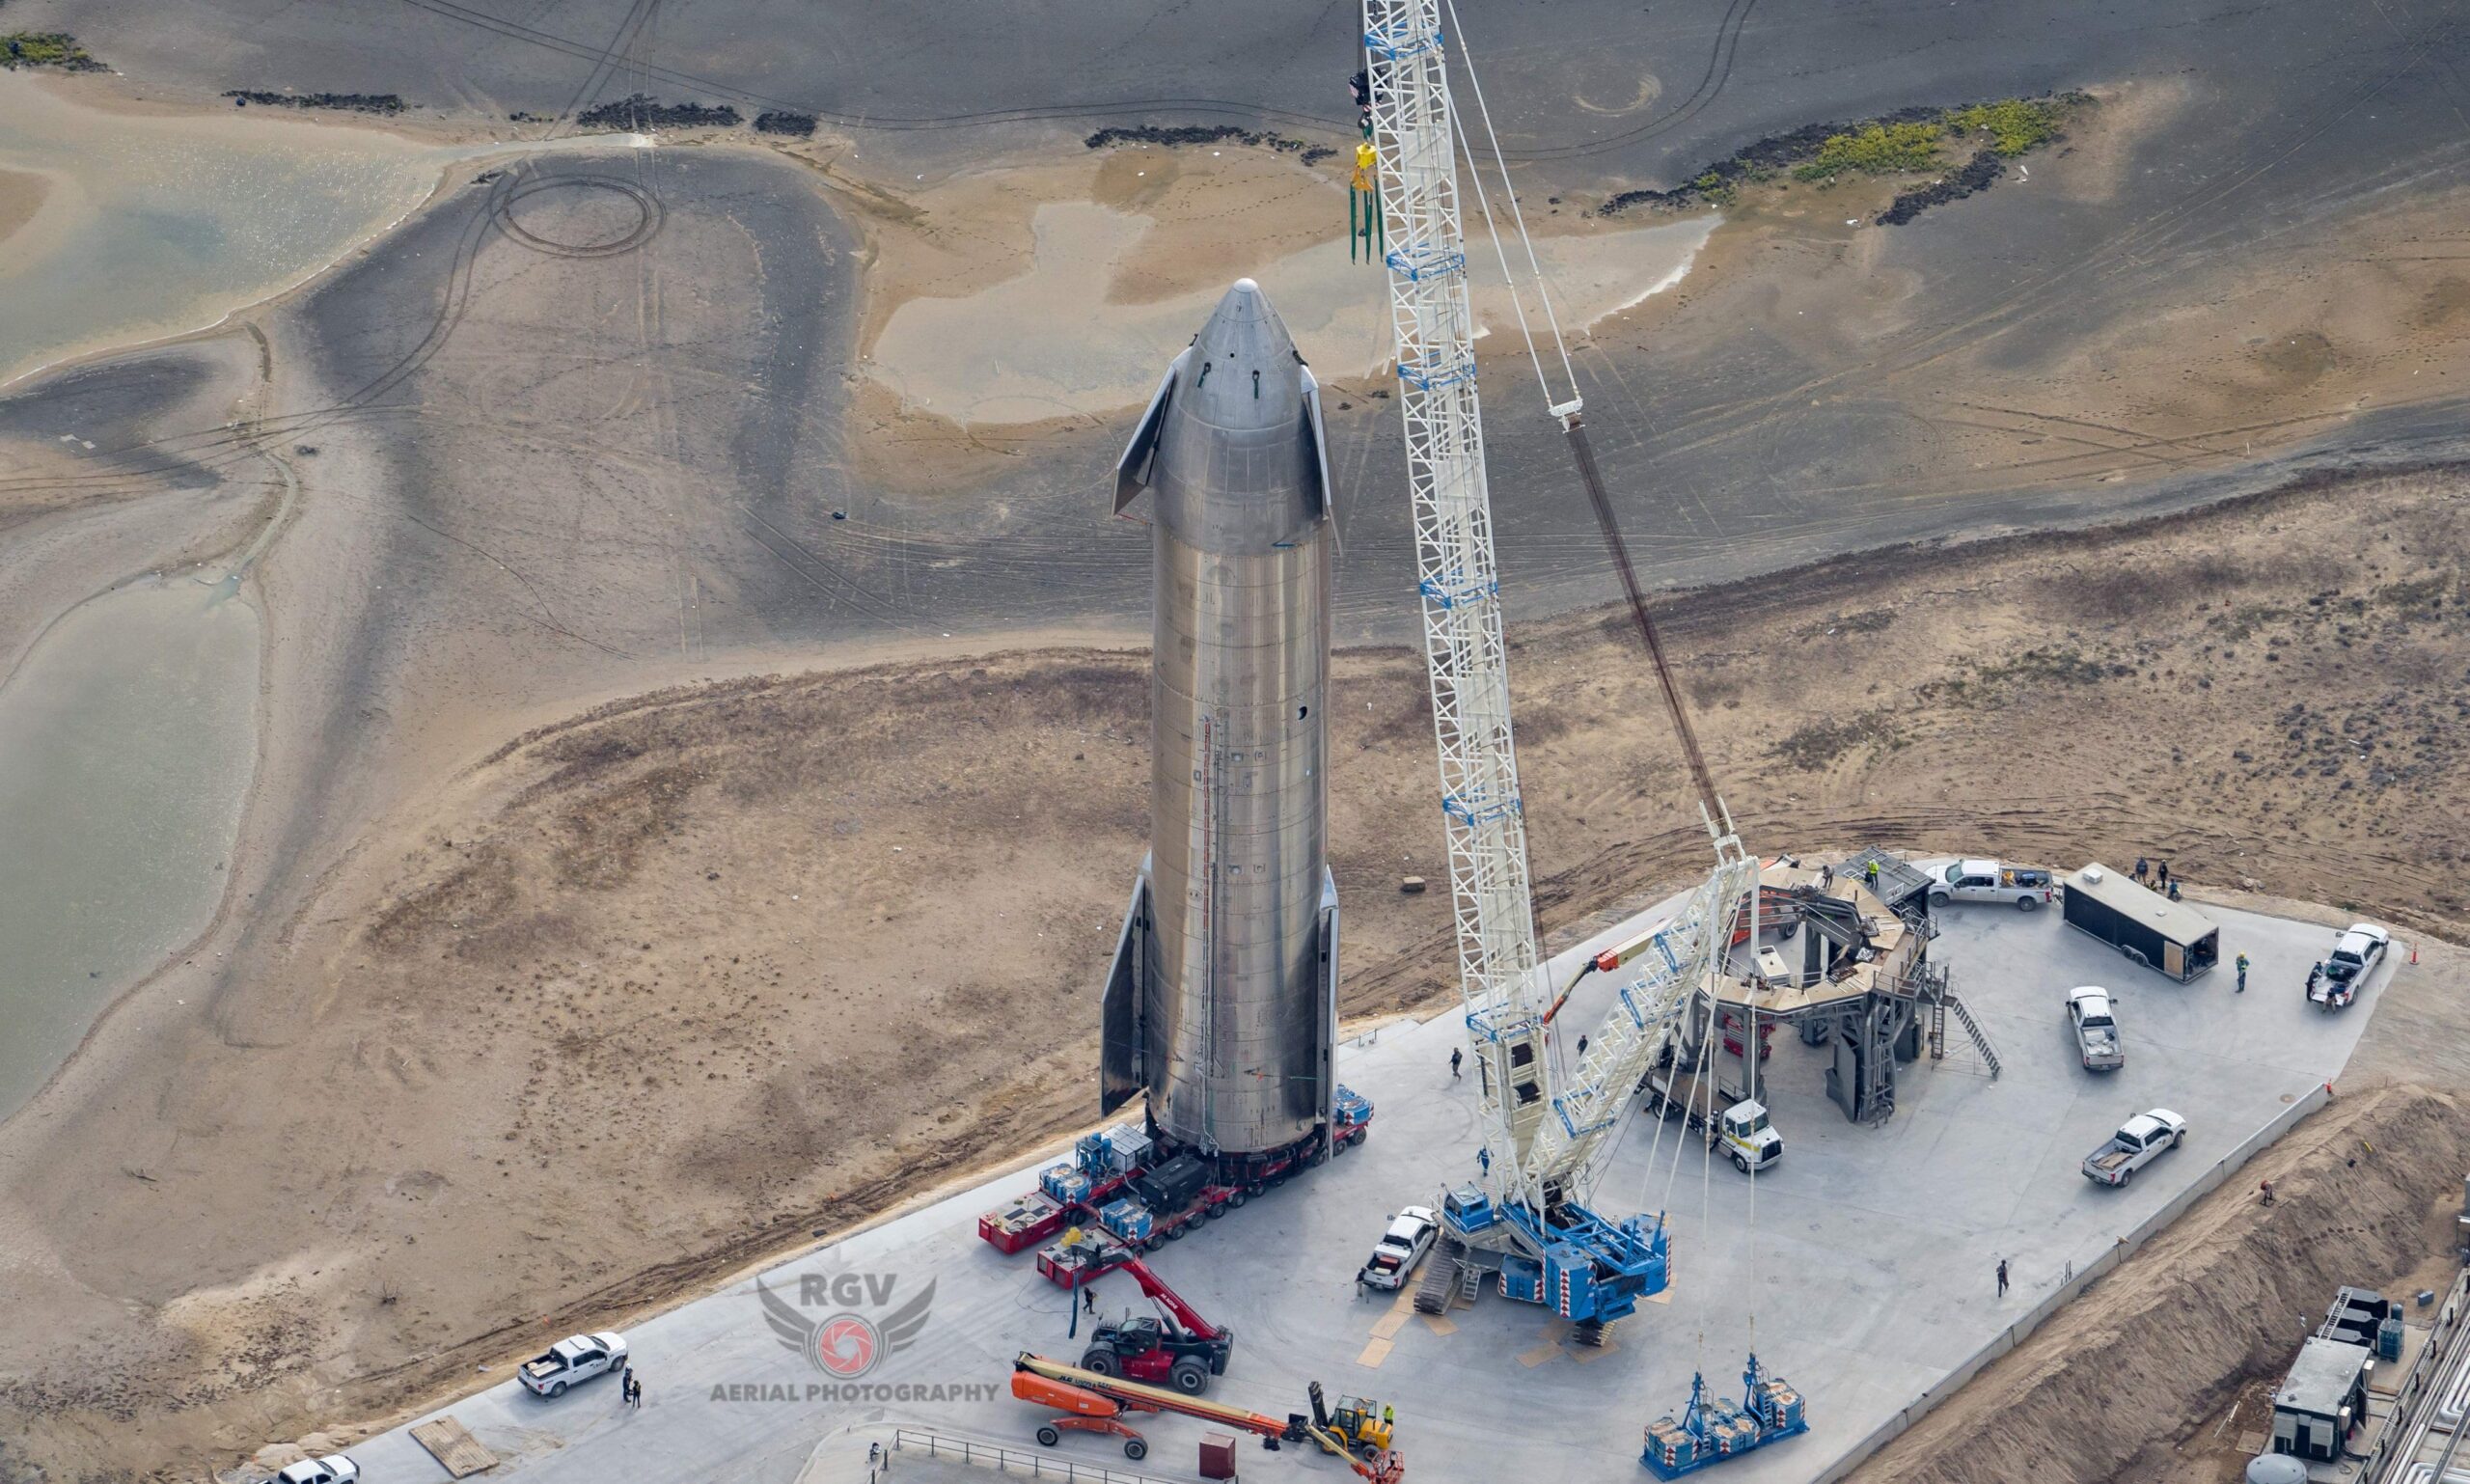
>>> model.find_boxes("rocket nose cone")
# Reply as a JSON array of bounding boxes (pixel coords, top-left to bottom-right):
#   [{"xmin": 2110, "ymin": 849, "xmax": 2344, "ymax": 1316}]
[
  {"xmin": 1195, "ymin": 272, "xmax": 1313, "ymax": 407},
  {"xmin": 1194, "ymin": 278, "xmax": 1301, "ymax": 372}
]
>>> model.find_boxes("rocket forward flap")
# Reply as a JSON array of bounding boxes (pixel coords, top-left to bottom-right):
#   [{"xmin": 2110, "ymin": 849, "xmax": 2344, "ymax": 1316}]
[
  {"xmin": 1114, "ymin": 353, "xmax": 1186, "ymax": 514},
  {"xmin": 1299, "ymin": 365, "xmax": 1341, "ymax": 552}
]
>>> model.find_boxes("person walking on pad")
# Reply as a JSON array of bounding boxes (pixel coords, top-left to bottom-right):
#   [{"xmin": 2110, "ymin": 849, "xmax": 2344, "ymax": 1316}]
[
  {"xmin": 1450, "ymin": 1047, "xmax": 1462, "ymax": 1080},
  {"xmin": 1996, "ymin": 1258, "xmax": 2009, "ymax": 1297},
  {"xmin": 2237, "ymin": 952, "xmax": 2250, "ymax": 992}
]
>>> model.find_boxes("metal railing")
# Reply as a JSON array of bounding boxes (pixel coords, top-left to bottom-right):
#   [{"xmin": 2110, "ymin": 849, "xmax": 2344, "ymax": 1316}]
[
  {"xmin": 2362, "ymin": 1268, "xmax": 2470, "ymax": 1484},
  {"xmin": 889, "ymin": 1426, "xmax": 1183, "ymax": 1483}
]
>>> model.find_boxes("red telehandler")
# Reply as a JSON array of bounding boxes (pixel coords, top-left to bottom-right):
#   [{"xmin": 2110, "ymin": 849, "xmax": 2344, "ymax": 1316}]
[{"xmin": 1078, "ymin": 1255, "xmax": 1233, "ymax": 1394}]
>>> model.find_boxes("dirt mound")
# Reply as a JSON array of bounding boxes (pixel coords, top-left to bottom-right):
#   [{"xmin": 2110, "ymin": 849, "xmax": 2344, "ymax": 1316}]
[{"xmin": 1855, "ymin": 1085, "xmax": 2470, "ymax": 1484}]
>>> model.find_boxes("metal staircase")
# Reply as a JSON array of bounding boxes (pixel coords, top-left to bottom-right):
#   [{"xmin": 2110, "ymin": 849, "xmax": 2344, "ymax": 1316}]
[
  {"xmin": 1415, "ymin": 1236, "xmax": 1466, "ymax": 1314},
  {"xmin": 1943, "ymin": 993, "xmax": 2002, "ymax": 1079}
]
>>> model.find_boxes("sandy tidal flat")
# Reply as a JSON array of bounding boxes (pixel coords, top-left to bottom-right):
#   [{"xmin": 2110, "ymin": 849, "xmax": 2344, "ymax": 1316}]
[{"xmin": 0, "ymin": 76, "xmax": 449, "ymax": 388}]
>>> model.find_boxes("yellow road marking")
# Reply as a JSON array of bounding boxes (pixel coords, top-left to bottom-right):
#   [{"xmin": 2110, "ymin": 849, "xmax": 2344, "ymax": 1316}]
[
  {"xmin": 1370, "ymin": 1310, "xmax": 1410, "ymax": 1341},
  {"xmin": 1418, "ymin": 1313, "xmax": 1458, "ymax": 1336},
  {"xmin": 1356, "ymin": 1336, "xmax": 1393, "ymax": 1368}
]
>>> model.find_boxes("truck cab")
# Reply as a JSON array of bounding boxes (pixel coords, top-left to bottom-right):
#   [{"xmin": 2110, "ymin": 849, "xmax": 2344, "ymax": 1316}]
[
  {"xmin": 1717, "ymin": 1101, "xmax": 1783, "ymax": 1173},
  {"xmin": 1931, "ymin": 860, "xmax": 2053, "ymax": 910}
]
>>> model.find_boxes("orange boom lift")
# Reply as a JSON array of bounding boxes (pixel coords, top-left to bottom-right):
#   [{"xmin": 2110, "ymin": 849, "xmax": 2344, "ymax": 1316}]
[{"xmin": 1010, "ymin": 1352, "xmax": 1404, "ymax": 1481}]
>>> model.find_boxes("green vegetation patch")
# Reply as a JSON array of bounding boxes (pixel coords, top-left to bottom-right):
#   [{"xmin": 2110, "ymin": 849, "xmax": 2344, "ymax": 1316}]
[
  {"xmin": 1604, "ymin": 93, "xmax": 2090, "ymax": 216},
  {"xmin": 1794, "ymin": 121, "xmax": 1945, "ymax": 180},
  {"xmin": 2, "ymin": 31, "xmax": 105, "ymax": 70},
  {"xmin": 1946, "ymin": 98, "xmax": 2068, "ymax": 156}
]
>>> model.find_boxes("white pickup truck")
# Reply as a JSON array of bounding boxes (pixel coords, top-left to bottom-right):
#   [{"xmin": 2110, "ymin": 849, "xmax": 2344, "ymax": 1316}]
[
  {"xmin": 2081, "ymin": 1110, "xmax": 2186, "ymax": 1186},
  {"xmin": 1929, "ymin": 860, "xmax": 2055, "ymax": 910},
  {"xmin": 519, "ymin": 1331, "xmax": 628, "ymax": 1396},
  {"xmin": 2309, "ymin": 923, "xmax": 2390, "ymax": 1010},
  {"xmin": 2065, "ymin": 987, "xmax": 2125, "ymax": 1072}
]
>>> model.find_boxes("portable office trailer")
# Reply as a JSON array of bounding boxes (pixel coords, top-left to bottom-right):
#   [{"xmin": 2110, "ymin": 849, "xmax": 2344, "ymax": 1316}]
[{"xmin": 2062, "ymin": 865, "xmax": 2220, "ymax": 982}]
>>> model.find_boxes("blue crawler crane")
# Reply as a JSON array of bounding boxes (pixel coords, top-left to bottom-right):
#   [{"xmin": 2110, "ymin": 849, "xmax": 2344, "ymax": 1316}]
[{"xmin": 1641, "ymin": 1356, "xmax": 1809, "ymax": 1477}]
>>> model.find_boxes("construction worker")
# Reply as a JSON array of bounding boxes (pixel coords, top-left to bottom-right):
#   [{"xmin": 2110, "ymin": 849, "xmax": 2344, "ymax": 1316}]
[
  {"xmin": 1577, "ymin": 1034, "xmax": 1589, "ymax": 1058},
  {"xmin": 2133, "ymin": 856, "xmax": 2149, "ymax": 883},
  {"xmin": 2260, "ymin": 1178, "xmax": 2276, "ymax": 1207},
  {"xmin": 2237, "ymin": 952, "xmax": 2251, "ymax": 993},
  {"xmin": 1995, "ymin": 1258, "xmax": 2009, "ymax": 1297},
  {"xmin": 1449, "ymin": 1047, "xmax": 1462, "ymax": 1079},
  {"xmin": 1864, "ymin": 859, "xmax": 1880, "ymax": 887}
]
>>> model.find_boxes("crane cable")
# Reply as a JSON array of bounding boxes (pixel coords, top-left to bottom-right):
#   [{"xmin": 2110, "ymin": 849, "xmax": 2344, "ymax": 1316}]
[
  {"xmin": 1445, "ymin": 3, "xmax": 1763, "ymax": 1364},
  {"xmin": 1442, "ymin": 0, "xmax": 1571, "ymax": 409}
]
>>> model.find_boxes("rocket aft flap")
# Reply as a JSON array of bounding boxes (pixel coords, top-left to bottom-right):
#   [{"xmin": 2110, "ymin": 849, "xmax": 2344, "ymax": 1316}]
[{"xmin": 1100, "ymin": 279, "xmax": 1341, "ymax": 1158}]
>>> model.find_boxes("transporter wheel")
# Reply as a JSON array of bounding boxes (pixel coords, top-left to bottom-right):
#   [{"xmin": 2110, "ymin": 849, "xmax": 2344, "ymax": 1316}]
[
  {"xmin": 1207, "ymin": 1202, "xmax": 1227, "ymax": 1220},
  {"xmin": 1125, "ymin": 1438, "xmax": 1149, "ymax": 1462},
  {"xmin": 1348, "ymin": 1128, "xmax": 1368, "ymax": 1148},
  {"xmin": 1331, "ymin": 1135, "xmax": 1346, "ymax": 1158},
  {"xmin": 1247, "ymin": 1182, "xmax": 1266, "ymax": 1198},
  {"xmin": 1228, "ymin": 1189, "xmax": 1249, "ymax": 1209},
  {"xmin": 1036, "ymin": 1425, "xmax": 1061, "ymax": 1448},
  {"xmin": 1166, "ymin": 1223, "xmax": 1187, "ymax": 1241}
]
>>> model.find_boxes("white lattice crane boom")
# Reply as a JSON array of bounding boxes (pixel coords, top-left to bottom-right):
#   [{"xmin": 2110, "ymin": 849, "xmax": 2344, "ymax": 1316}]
[
  {"xmin": 1525, "ymin": 843, "xmax": 1752, "ymax": 1208},
  {"xmin": 1362, "ymin": 0, "xmax": 1553, "ymax": 1223}
]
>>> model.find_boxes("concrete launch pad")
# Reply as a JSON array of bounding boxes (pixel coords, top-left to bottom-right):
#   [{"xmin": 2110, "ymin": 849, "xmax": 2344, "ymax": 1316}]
[{"xmin": 343, "ymin": 883, "xmax": 2389, "ymax": 1484}]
